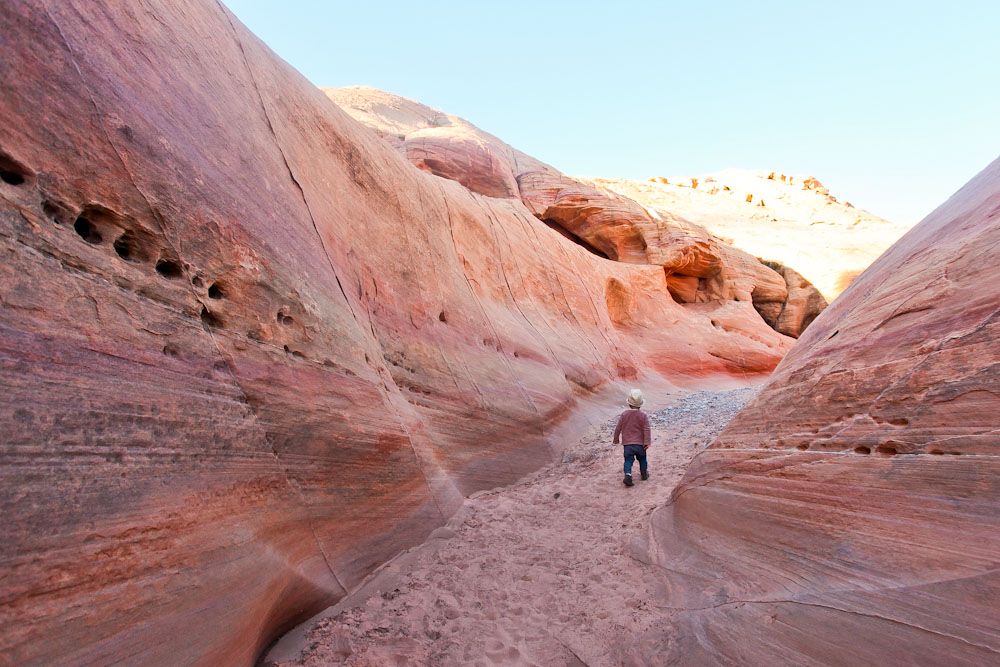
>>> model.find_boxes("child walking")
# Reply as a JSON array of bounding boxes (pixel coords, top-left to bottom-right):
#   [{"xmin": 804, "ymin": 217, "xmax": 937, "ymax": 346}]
[{"xmin": 612, "ymin": 389, "xmax": 651, "ymax": 487}]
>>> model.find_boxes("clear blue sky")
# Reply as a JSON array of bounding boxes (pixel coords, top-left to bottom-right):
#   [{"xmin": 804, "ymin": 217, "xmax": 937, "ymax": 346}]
[{"xmin": 226, "ymin": 0, "xmax": 999, "ymax": 223}]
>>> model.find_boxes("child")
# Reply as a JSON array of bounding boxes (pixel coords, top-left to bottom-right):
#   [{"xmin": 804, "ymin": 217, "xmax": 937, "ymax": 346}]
[{"xmin": 612, "ymin": 389, "xmax": 651, "ymax": 487}]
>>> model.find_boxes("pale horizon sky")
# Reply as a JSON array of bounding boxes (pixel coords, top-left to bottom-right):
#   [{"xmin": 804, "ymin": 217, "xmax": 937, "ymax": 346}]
[{"xmin": 226, "ymin": 0, "xmax": 1000, "ymax": 224}]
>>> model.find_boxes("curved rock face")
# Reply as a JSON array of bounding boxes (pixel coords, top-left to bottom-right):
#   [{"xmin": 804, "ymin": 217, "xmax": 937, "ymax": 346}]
[
  {"xmin": 593, "ymin": 170, "xmax": 912, "ymax": 304},
  {"xmin": 755, "ymin": 260, "xmax": 826, "ymax": 338},
  {"xmin": 0, "ymin": 1, "xmax": 790, "ymax": 664},
  {"xmin": 645, "ymin": 156, "xmax": 1000, "ymax": 663},
  {"xmin": 326, "ymin": 87, "xmax": 821, "ymax": 338}
]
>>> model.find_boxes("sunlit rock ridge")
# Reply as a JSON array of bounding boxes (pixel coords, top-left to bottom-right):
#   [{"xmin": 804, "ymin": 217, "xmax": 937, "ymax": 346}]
[{"xmin": 591, "ymin": 169, "xmax": 912, "ymax": 303}]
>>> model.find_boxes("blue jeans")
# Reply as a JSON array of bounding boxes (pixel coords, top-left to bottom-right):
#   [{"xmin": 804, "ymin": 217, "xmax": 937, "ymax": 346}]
[{"xmin": 623, "ymin": 444, "xmax": 647, "ymax": 476}]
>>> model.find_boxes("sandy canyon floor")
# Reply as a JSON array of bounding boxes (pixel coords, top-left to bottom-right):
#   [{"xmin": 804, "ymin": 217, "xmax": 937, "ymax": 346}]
[{"xmin": 265, "ymin": 387, "xmax": 758, "ymax": 667}]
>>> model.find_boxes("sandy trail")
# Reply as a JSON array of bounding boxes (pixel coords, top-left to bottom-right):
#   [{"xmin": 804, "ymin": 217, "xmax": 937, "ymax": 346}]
[{"xmin": 265, "ymin": 387, "xmax": 758, "ymax": 667}]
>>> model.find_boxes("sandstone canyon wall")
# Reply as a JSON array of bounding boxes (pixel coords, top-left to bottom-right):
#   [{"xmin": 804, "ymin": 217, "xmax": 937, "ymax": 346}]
[
  {"xmin": 325, "ymin": 86, "xmax": 825, "ymax": 339},
  {"xmin": 0, "ymin": 1, "xmax": 791, "ymax": 664},
  {"xmin": 643, "ymin": 156, "xmax": 1000, "ymax": 664}
]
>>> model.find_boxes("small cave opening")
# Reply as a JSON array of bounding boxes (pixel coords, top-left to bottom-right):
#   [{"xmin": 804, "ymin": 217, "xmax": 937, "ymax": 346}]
[
  {"xmin": 664, "ymin": 271, "xmax": 702, "ymax": 304},
  {"xmin": 438, "ymin": 310, "xmax": 447, "ymax": 323},
  {"xmin": 796, "ymin": 444, "xmax": 809, "ymax": 451},
  {"xmin": 113, "ymin": 233, "xmax": 143, "ymax": 262},
  {"xmin": 0, "ymin": 169, "xmax": 24, "ymax": 186},
  {"xmin": 155, "ymin": 259, "xmax": 183, "ymax": 279},
  {"xmin": 42, "ymin": 200, "xmax": 67, "ymax": 224},
  {"xmin": 854, "ymin": 446, "xmax": 871, "ymax": 455},
  {"xmin": 277, "ymin": 310, "xmax": 294, "ymax": 326},
  {"xmin": 0, "ymin": 151, "xmax": 29, "ymax": 185},
  {"xmin": 541, "ymin": 218, "xmax": 610, "ymax": 260},
  {"xmin": 207, "ymin": 282, "xmax": 225, "ymax": 300},
  {"xmin": 74, "ymin": 215, "xmax": 103, "ymax": 244},
  {"xmin": 876, "ymin": 445, "xmax": 897, "ymax": 457},
  {"xmin": 200, "ymin": 306, "xmax": 223, "ymax": 328}
]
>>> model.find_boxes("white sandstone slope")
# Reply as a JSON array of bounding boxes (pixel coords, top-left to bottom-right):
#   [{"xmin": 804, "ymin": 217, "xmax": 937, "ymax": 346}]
[{"xmin": 586, "ymin": 169, "xmax": 913, "ymax": 302}]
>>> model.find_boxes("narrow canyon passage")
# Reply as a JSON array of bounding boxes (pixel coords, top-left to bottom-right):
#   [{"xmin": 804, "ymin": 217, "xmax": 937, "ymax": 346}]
[{"xmin": 265, "ymin": 388, "xmax": 758, "ymax": 667}]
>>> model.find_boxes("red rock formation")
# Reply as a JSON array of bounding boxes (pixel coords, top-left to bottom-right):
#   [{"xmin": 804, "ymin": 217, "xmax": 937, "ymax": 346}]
[
  {"xmin": 643, "ymin": 156, "xmax": 1000, "ymax": 663},
  {"xmin": 754, "ymin": 260, "xmax": 826, "ymax": 338},
  {"xmin": 0, "ymin": 1, "xmax": 790, "ymax": 663},
  {"xmin": 593, "ymin": 169, "xmax": 911, "ymax": 306},
  {"xmin": 326, "ymin": 87, "xmax": 820, "ymax": 338}
]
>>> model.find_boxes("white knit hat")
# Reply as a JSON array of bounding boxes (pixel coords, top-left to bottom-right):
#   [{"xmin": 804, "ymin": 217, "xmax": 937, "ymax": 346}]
[{"xmin": 627, "ymin": 388, "xmax": 645, "ymax": 407}]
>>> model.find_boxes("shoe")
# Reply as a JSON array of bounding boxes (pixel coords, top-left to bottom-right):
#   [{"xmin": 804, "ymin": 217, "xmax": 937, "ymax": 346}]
[
  {"xmin": 623, "ymin": 475, "xmax": 634, "ymax": 487},
  {"xmin": 640, "ymin": 471, "xmax": 649, "ymax": 481}
]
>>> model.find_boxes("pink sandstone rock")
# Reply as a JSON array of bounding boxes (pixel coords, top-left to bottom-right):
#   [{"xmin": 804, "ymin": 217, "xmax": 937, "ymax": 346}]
[
  {"xmin": 326, "ymin": 87, "xmax": 823, "ymax": 338},
  {"xmin": 0, "ymin": 1, "xmax": 790, "ymax": 663},
  {"xmin": 644, "ymin": 155, "xmax": 1000, "ymax": 663},
  {"xmin": 593, "ymin": 169, "xmax": 912, "ymax": 305}
]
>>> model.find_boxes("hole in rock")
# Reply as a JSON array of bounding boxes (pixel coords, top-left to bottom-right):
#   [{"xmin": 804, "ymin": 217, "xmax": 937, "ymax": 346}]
[
  {"xmin": 277, "ymin": 310, "xmax": 293, "ymax": 326},
  {"xmin": 438, "ymin": 310, "xmax": 447, "ymax": 323},
  {"xmin": 200, "ymin": 306, "xmax": 222, "ymax": 328},
  {"xmin": 191, "ymin": 275, "xmax": 203, "ymax": 287},
  {"xmin": 541, "ymin": 218, "xmax": 610, "ymax": 259},
  {"xmin": 888, "ymin": 417, "xmax": 909, "ymax": 426},
  {"xmin": 929, "ymin": 450, "xmax": 944, "ymax": 456},
  {"xmin": 0, "ymin": 151, "xmax": 29, "ymax": 185},
  {"xmin": 162, "ymin": 343, "xmax": 180, "ymax": 358},
  {"xmin": 155, "ymin": 259, "xmax": 183, "ymax": 279},
  {"xmin": 42, "ymin": 200, "xmax": 65, "ymax": 223},
  {"xmin": 854, "ymin": 446, "xmax": 871, "ymax": 455},
  {"xmin": 711, "ymin": 319, "xmax": 721, "ymax": 328},
  {"xmin": 796, "ymin": 444, "xmax": 809, "ymax": 451},
  {"xmin": 74, "ymin": 216, "xmax": 103, "ymax": 244},
  {"xmin": 553, "ymin": 492, "xmax": 561, "ymax": 499},
  {"xmin": 828, "ymin": 330, "xmax": 839, "ymax": 340},
  {"xmin": 876, "ymin": 445, "xmax": 897, "ymax": 456},
  {"xmin": 113, "ymin": 233, "xmax": 143, "ymax": 262},
  {"xmin": 208, "ymin": 282, "xmax": 224, "ymax": 300},
  {"xmin": 1, "ymin": 169, "xmax": 24, "ymax": 186}
]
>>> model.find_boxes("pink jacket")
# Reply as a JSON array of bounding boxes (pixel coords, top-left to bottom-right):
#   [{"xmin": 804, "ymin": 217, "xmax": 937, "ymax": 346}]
[{"xmin": 613, "ymin": 409, "xmax": 650, "ymax": 448}]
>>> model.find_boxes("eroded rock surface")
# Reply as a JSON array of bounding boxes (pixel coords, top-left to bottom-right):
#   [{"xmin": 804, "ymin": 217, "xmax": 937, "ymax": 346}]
[
  {"xmin": 0, "ymin": 1, "xmax": 789, "ymax": 664},
  {"xmin": 647, "ymin": 157, "xmax": 1000, "ymax": 663},
  {"xmin": 326, "ymin": 87, "xmax": 821, "ymax": 338},
  {"xmin": 593, "ymin": 169, "xmax": 913, "ymax": 303}
]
